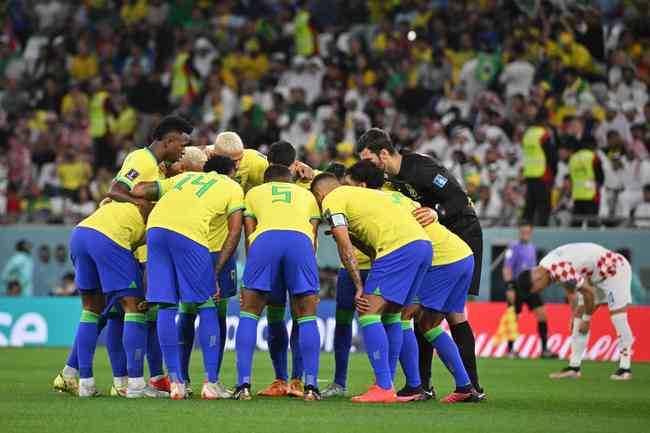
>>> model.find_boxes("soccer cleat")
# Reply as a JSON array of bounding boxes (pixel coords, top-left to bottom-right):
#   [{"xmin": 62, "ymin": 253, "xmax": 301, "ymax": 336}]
[
  {"xmin": 441, "ymin": 390, "xmax": 481, "ymax": 403},
  {"xmin": 186, "ymin": 383, "xmax": 193, "ymax": 397},
  {"xmin": 170, "ymin": 382, "xmax": 187, "ymax": 400},
  {"xmin": 232, "ymin": 384, "xmax": 252, "ymax": 401},
  {"xmin": 256, "ymin": 379, "xmax": 288, "ymax": 397},
  {"xmin": 127, "ymin": 384, "xmax": 169, "ymax": 399},
  {"xmin": 540, "ymin": 350, "xmax": 559, "ymax": 359},
  {"xmin": 303, "ymin": 385, "xmax": 321, "ymax": 401},
  {"xmin": 287, "ymin": 379, "xmax": 304, "ymax": 398},
  {"xmin": 201, "ymin": 382, "xmax": 233, "ymax": 400},
  {"xmin": 110, "ymin": 384, "xmax": 127, "ymax": 397},
  {"xmin": 610, "ymin": 368, "xmax": 632, "ymax": 381},
  {"xmin": 149, "ymin": 375, "xmax": 171, "ymax": 393},
  {"xmin": 396, "ymin": 384, "xmax": 428, "ymax": 402},
  {"xmin": 321, "ymin": 382, "xmax": 348, "ymax": 398},
  {"xmin": 351, "ymin": 385, "xmax": 397, "ymax": 403},
  {"xmin": 475, "ymin": 387, "xmax": 487, "ymax": 402},
  {"xmin": 549, "ymin": 367, "xmax": 581, "ymax": 379},
  {"xmin": 53, "ymin": 373, "xmax": 78, "ymax": 395},
  {"xmin": 78, "ymin": 382, "xmax": 99, "ymax": 398}
]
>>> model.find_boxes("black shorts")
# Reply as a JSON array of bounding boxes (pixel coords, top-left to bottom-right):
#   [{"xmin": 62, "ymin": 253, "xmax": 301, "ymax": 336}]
[
  {"xmin": 515, "ymin": 292, "xmax": 544, "ymax": 315},
  {"xmin": 446, "ymin": 215, "xmax": 482, "ymax": 297}
]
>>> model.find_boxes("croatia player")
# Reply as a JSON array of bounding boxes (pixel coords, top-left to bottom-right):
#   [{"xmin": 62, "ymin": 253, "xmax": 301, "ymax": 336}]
[
  {"xmin": 517, "ymin": 243, "xmax": 634, "ymax": 380},
  {"xmin": 234, "ymin": 165, "xmax": 321, "ymax": 401}
]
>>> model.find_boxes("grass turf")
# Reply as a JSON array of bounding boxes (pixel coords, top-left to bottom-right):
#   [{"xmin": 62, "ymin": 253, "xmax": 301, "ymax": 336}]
[{"xmin": 1, "ymin": 348, "xmax": 649, "ymax": 433}]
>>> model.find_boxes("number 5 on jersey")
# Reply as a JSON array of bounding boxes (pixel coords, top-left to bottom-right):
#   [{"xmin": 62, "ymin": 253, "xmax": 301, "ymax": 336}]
[{"xmin": 271, "ymin": 185, "xmax": 292, "ymax": 204}]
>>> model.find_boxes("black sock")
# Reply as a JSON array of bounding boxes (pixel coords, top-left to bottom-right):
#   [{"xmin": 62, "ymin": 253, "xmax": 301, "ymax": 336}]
[
  {"xmin": 507, "ymin": 340, "xmax": 514, "ymax": 353},
  {"xmin": 538, "ymin": 321, "xmax": 548, "ymax": 352},
  {"xmin": 450, "ymin": 321, "xmax": 480, "ymax": 391},
  {"xmin": 414, "ymin": 323, "xmax": 433, "ymax": 390}
]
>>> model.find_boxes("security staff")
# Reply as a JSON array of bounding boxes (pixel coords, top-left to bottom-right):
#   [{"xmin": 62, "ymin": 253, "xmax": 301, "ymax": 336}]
[
  {"xmin": 358, "ymin": 128, "xmax": 485, "ymax": 399},
  {"xmin": 569, "ymin": 135, "xmax": 604, "ymax": 227}
]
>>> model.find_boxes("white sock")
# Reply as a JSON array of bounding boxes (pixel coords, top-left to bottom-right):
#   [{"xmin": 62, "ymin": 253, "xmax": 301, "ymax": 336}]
[
  {"xmin": 63, "ymin": 366, "xmax": 78, "ymax": 378},
  {"xmin": 569, "ymin": 318, "xmax": 589, "ymax": 368},
  {"xmin": 611, "ymin": 313, "xmax": 633, "ymax": 370},
  {"xmin": 113, "ymin": 376, "xmax": 128, "ymax": 388},
  {"xmin": 128, "ymin": 377, "xmax": 146, "ymax": 389},
  {"xmin": 79, "ymin": 377, "xmax": 95, "ymax": 388}
]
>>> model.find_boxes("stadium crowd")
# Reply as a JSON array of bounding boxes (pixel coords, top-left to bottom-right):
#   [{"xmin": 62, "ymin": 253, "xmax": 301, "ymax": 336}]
[{"xmin": 1, "ymin": 0, "xmax": 650, "ymax": 228}]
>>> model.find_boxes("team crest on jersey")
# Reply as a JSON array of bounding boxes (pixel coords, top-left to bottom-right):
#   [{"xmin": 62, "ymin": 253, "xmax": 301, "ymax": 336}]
[
  {"xmin": 126, "ymin": 169, "xmax": 140, "ymax": 181},
  {"xmin": 433, "ymin": 174, "xmax": 448, "ymax": 188}
]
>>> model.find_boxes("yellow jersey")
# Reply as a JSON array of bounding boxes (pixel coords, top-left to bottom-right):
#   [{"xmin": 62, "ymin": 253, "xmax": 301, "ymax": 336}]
[
  {"xmin": 78, "ymin": 202, "xmax": 145, "ymax": 251},
  {"xmin": 294, "ymin": 169, "xmax": 322, "ymax": 190},
  {"xmin": 114, "ymin": 147, "xmax": 165, "ymax": 262},
  {"xmin": 235, "ymin": 149, "xmax": 269, "ymax": 192},
  {"xmin": 148, "ymin": 172, "xmax": 244, "ymax": 248},
  {"xmin": 244, "ymin": 182, "xmax": 321, "ymax": 245},
  {"xmin": 389, "ymin": 191, "xmax": 472, "ymax": 266},
  {"xmin": 352, "ymin": 182, "xmax": 396, "ymax": 270},
  {"xmin": 322, "ymin": 186, "xmax": 429, "ymax": 260},
  {"xmin": 57, "ymin": 160, "xmax": 91, "ymax": 190}
]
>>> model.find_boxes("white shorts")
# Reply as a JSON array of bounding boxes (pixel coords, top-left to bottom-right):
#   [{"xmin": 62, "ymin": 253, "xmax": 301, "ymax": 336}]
[{"xmin": 577, "ymin": 258, "xmax": 632, "ymax": 310}]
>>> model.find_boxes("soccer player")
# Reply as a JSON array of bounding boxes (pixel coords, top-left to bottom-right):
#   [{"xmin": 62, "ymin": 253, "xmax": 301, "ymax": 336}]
[
  {"xmin": 342, "ymin": 161, "xmax": 480, "ymax": 403},
  {"xmin": 311, "ymin": 173, "xmax": 432, "ymax": 403},
  {"xmin": 517, "ymin": 243, "xmax": 634, "ymax": 380},
  {"xmin": 176, "ymin": 154, "xmax": 237, "ymax": 398},
  {"xmin": 233, "ymin": 164, "xmax": 321, "ymax": 401},
  {"xmin": 358, "ymin": 128, "xmax": 485, "ymax": 398},
  {"xmin": 502, "ymin": 222, "xmax": 557, "ymax": 359},
  {"xmin": 133, "ymin": 155, "xmax": 244, "ymax": 399},
  {"xmin": 208, "ymin": 131, "xmax": 269, "ymax": 192}
]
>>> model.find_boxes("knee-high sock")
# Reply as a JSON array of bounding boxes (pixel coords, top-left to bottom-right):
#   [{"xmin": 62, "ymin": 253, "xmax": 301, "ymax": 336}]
[
  {"xmin": 77, "ymin": 310, "xmax": 100, "ymax": 379},
  {"xmin": 267, "ymin": 305, "xmax": 289, "ymax": 381},
  {"xmin": 236, "ymin": 312, "xmax": 259, "ymax": 386},
  {"xmin": 64, "ymin": 333, "xmax": 80, "ymax": 374},
  {"xmin": 400, "ymin": 320, "xmax": 421, "ymax": 387},
  {"xmin": 333, "ymin": 309, "xmax": 354, "ymax": 387},
  {"xmin": 216, "ymin": 299, "xmax": 229, "ymax": 381},
  {"xmin": 291, "ymin": 320, "xmax": 304, "ymax": 380},
  {"xmin": 198, "ymin": 305, "xmax": 220, "ymax": 383},
  {"xmin": 414, "ymin": 323, "xmax": 433, "ymax": 389},
  {"xmin": 145, "ymin": 306, "xmax": 164, "ymax": 378},
  {"xmin": 359, "ymin": 315, "xmax": 392, "ymax": 390},
  {"xmin": 538, "ymin": 321, "xmax": 549, "ymax": 352},
  {"xmin": 425, "ymin": 326, "xmax": 471, "ymax": 390},
  {"xmin": 611, "ymin": 313, "xmax": 633, "ymax": 370},
  {"xmin": 450, "ymin": 321, "xmax": 480, "ymax": 390},
  {"xmin": 158, "ymin": 306, "xmax": 182, "ymax": 383},
  {"xmin": 298, "ymin": 316, "xmax": 320, "ymax": 388},
  {"xmin": 177, "ymin": 304, "xmax": 197, "ymax": 383},
  {"xmin": 382, "ymin": 313, "xmax": 403, "ymax": 381},
  {"xmin": 569, "ymin": 318, "xmax": 589, "ymax": 368},
  {"xmin": 123, "ymin": 312, "xmax": 147, "ymax": 380},
  {"xmin": 106, "ymin": 314, "xmax": 128, "ymax": 379}
]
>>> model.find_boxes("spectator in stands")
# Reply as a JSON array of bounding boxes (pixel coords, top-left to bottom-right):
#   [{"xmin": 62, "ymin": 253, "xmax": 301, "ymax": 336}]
[
  {"xmin": 632, "ymin": 184, "xmax": 650, "ymax": 228},
  {"xmin": 570, "ymin": 135, "xmax": 604, "ymax": 227},
  {"xmin": 49, "ymin": 272, "xmax": 78, "ymax": 297},
  {"xmin": 56, "ymin": 150, "xmax": 91, "ymax": 199},
  {"xmin": 1, "ymin": 240, "xmax": 33, "ymax": 296}
]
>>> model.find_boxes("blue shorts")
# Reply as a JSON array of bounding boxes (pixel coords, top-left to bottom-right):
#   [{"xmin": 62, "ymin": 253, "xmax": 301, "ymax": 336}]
[
  {"xmin": 419, "ymin": 255, "xmax": 474, "ymax": 313},
  {"xmin": 70, "ymin": 227, "xmax": 143, "ymax": 296},
  {"xmin": 146, "ymin": 227, "xmax": 215, "ymax": 305},
  {"xmin": 336, "ymin": 268, "xmax": 370, "ymax": 310},
  {"xmin": 243, "ymin": 230, "xmax": 319, "ymax": 301},
  {"xmin": 364, "ymin": 240, "xmax": 432, "ymax": 306},
  {"xmin": 210, "ymin": 251, "xmax": 237, "ymax": 299}
]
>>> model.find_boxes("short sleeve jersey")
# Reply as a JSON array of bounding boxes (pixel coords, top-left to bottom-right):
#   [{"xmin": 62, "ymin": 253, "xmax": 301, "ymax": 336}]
[
  {"xmin": 321, "ymin": 186, "xmax": 429, "ymax": 260},
  {"xmin": 148, "ymin": 171, "xmax": 244, "ymax": 248},
  {"xmin": 244, "ymin": 182, "xmax": 321, "ymax": 244}
]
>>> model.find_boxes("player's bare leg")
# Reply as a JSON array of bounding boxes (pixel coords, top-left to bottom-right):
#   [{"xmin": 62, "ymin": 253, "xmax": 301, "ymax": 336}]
[
  {"xmin": 292, "ymin": 293, "xmax": 322, "ymax": 401},
  {"xmin": 233, "ymin": 288, "xmax": 268, "ymax": 400}
]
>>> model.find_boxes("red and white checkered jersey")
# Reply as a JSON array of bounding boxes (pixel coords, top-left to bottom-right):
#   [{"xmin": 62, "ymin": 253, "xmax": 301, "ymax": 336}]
[{"xmin": 539, "ymin": 243, "xmax": 626, "ymax": 288}]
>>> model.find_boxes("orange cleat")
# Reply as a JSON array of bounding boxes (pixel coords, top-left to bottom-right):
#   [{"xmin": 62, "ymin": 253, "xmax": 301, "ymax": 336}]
[
  {"xmin": 441, "ymin": 391, "xmax": 480, "ymax": 403},
  {"xmin": 256, "ymin": 379, "xmax": 289, "ymax": 397},
  {"xmin": 149, "ymin": 375, "xmax": 171, "ymax": 393},
  {"xmin": 287, "ymin": 379, "xmax": 304, "ymax": 398},
  {"xmin": 351, "ymin": 385, "xmax": 397, "ymax": 403}
]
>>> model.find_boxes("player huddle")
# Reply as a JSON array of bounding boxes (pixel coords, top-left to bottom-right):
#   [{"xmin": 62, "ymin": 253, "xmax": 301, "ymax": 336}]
[{"xmin": 53, "ymin": 116, "xmax": 635, "ymax": 403}]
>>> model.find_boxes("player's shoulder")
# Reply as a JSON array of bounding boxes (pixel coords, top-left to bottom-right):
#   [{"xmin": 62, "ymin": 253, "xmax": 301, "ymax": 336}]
[
  {"xmin": 219, "ymin": 174, "xmax": 244, "ymax": 191},
  {"xmin": 243, "ymin": 148, "xmax": 268, "ymax": 163}
]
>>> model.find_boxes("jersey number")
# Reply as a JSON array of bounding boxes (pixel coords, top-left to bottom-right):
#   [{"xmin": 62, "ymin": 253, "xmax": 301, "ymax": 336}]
[
  {"xmin": 271, "ymin": 185, "xmax": 292, "ymax": 204},
  {"xmin": 174, "ymin": 174, "xmax": 217, "ymax": 197}
]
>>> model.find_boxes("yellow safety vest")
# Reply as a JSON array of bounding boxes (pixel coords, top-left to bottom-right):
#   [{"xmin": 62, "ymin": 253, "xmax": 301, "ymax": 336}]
[
  {"xmin": 569, "ymin": 149, "xmax": 597, "ymax": 201},
  {"xmin": 89, "ymin": 91, "xmax": 109, "ymax": 138},
  {"xmin": 522, "ymin": 126, "xmax": 547, "ymax": 178}
]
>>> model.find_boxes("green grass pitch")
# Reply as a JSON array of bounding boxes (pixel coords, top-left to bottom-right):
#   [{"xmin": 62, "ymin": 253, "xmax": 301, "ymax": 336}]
[{"xmin": 1, "ymin": 348, "xmax": 649, "ymax": 433}]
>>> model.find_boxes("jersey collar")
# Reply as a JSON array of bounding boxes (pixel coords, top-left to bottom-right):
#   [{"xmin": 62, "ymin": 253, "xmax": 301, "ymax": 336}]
[{"xmin": 144, "ymin": 146, "xmax": 160, "ymax": 165}]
